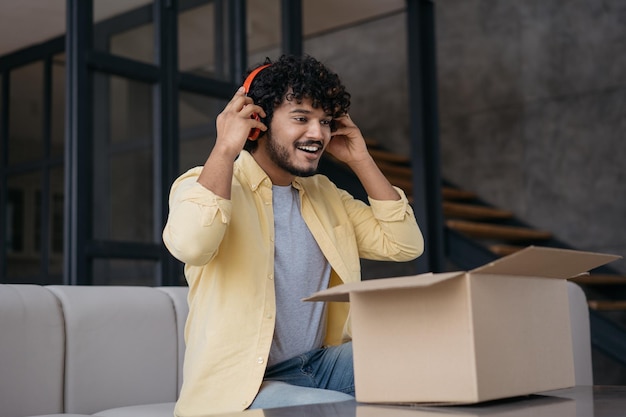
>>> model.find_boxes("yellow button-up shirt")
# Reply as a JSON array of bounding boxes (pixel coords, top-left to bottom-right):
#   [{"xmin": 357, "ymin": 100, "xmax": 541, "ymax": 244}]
[{"xmin": 163, "ymin": 151, "xmax": 423, "ymax": 416}]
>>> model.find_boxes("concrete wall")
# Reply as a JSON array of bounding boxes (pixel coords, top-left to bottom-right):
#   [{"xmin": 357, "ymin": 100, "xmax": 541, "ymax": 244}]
[
  {"xmin": 436, "ymin": 0, "xmax": 626, "ymax": 272},
  {"xmin": 305, "ymin": 1, "xmax": 626, "ymax": 274}
]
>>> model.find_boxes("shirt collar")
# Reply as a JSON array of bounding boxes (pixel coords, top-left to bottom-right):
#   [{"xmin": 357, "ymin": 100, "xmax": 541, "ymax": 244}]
[
  {"xmin": 236, "ymin": 150, "xmax": 271, "ymax": 191},
  {"xmin": 236, "ymin": 150, "xmax": 309, "ymax": 193},
  {"xmin": 292, "ymin": 177, "xmax": 305, "ymax": 192}
]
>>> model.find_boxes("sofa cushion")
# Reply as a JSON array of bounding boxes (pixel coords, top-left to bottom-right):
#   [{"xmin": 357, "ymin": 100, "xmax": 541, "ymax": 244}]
[
  {"xmin": 28, "ymin": 414, "xmax": 94, "ymax": 417},
  {"xmin": 0, "ymin": 285, "xmax": 65, "ymax": 417},
  {"xmin": 47, "ymin": 286, "xmax": 179, "ymax": 415},
  {"xmin": 93, "ymin": 402, "xmax": 175, "ymax": 417}
]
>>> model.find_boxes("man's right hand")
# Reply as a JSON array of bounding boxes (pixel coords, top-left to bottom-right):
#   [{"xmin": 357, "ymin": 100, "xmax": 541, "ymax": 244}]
[
  {"xmin": 214, "ymin": 86, "xmax": 267, "ymax": 159},
  {"xmin": 196, "ymin": 87, "xmax": 266, "ymax": 199}
]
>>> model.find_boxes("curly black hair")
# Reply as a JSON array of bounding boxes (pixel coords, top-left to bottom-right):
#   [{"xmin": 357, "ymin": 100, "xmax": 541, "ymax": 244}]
[{"xmin": 243, "ymin": 54, "xmax": 351, "ymax": 152}]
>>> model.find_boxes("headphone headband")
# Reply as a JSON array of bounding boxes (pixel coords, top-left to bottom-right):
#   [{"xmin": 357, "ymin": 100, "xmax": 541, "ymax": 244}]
[{"xmin": 243, "ymin": 64, "xmax": 271, "ymax": 94}]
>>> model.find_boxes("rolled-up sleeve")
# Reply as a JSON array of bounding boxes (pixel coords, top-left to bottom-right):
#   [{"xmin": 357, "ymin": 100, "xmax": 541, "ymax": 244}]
[
  {"xmin": 162, "ymin": 168, "xmax": 232, "ymax": 266},
  {"xmin": 368, "ymin": 186, "xmax": 415, "ymax": 222},
  {"xmin": 350, "ymin": 186, "xmax": 424, "ymax": 261}
]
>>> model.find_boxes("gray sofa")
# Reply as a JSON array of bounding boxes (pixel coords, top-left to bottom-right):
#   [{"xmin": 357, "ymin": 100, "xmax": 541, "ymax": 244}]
[
  {"xmin": 0, "ymin": 282, "xmax": 593, "ymax": 417},
  {"xmin": 0, "ymin": 284, "xmax": 188, "ymax": 417}
]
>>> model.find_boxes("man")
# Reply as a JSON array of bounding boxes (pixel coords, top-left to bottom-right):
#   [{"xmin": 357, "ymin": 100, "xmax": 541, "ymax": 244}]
[{"xmin": 163, "ymin": 54, "xmax": 423, "ymax": 416}]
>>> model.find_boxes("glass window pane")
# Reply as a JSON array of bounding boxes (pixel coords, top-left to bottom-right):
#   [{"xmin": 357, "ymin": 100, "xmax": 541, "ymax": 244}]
[
  {"xmin": 179, "ymin": 2, "xmax": 231, "ymax": 80},
  {"xmin": 247, "ymin": 0, "xmax": 281, "ymax": 65},
  {"xmin": 92, "ymin": 73, "xmax": 154, "ymax": 243},
  {"xmin": 51, "ymin": 54, "xmax": 66, "ymax": 158},
  {"xmin": 92, "ymin": 258, "xmax": 157, "ymax": 286},
  {"xmin": 110, "ymin": 22, "xmax": 155, "ymax": 64},
  {"xmin": 6, "ymin": 172, "xmax": 42, "ymax": 282},
  {"xmin": 49, "ymin": 166, "xmax": 64, "ymax": 279},
  {"xmin": 9, "ymin": 62, "xmax": 44, "ymax": 165},
  {"xmin": 94, "ymin": 0, "xmax": 154, "ymax": 64},
  {"xmin": 179, "ymin": 91, "xmax": 227, "ymax": 171}
]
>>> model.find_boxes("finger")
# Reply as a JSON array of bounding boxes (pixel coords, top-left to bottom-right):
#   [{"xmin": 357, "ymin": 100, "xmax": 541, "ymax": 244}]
[
  {"xmin": 338, "ymin": 113, "xmax": 357, "ymax": 127},
  {"xmin": 240, "ymin": 103, "xmax": 266, "ymax": 119},
  {"xmin": 232, "ymin": 86, "xmax": 247, "ymax": 104},
  {"xmin": 233, "ymin": 92, "xmax": 265, "ymax": 118},
  {"xmin": 225, "ymin": 87, "xmax": 253, "ymax": 111},
  {"xmin": 253, "ymin": 119, "xmax": 268, "ymax": 132},
  {"xmin": 331, "ymin": 123, "xmax": 353, "ymax": 137}
]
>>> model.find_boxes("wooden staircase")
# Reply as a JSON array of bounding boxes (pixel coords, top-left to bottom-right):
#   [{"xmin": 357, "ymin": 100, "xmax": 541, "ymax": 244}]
[
  {"xmin": 317, "ymin": 139, "xmax": 626, "ymax": 377},
  {"xmin": 319, "ymin": 139, "xmax": 626, "ymax": 371},
  {"xmin": 359, "ymin": 139, "xmax": 626, "ymax": 312}
]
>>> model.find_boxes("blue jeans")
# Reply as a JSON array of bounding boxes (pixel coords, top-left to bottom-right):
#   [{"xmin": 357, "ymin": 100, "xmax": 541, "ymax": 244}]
[{"xmin": 249, "ymin": 342, "xmax": 355, "ymax": 409}]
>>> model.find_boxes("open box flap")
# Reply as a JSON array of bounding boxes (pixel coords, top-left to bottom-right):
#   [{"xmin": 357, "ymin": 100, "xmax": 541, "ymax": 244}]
[
  {"xmin": 471, "ymin": 246, "xmax": 621, "ymax": 279},
  {"xmin": 304, "ymin": 271, "xmax": 465, "ymax": 302}
]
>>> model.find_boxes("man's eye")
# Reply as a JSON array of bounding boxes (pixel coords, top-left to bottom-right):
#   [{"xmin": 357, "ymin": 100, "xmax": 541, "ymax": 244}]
[
  {"xmin": 294, "ymin": 117, "xmax": 307, "ymax": 122},
  {"xmin": 321, "ymin": 120, "xmax": 332, "ymax": 126}
]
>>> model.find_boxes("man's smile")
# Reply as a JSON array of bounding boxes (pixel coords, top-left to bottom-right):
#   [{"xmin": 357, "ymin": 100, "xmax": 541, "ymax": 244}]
[{"xmin": 296, "ymin": 141, "xmax": 324, "ymax": 155}]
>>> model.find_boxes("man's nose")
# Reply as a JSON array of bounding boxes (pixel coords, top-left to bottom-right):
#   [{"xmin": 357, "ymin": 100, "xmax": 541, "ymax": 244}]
[{"xmin": 307, "ymin": 121, "xmax": 325, "ymax": 139}]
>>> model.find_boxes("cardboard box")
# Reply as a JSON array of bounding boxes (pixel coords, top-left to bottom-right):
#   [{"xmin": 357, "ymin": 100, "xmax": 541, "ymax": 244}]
[
  {"xmin": 305, "ymin": 246, "xmax": 620, "ymax": 405},
  {"xmin": 357, "ymin": 394, "xmax": 576, "ymax": 417}
]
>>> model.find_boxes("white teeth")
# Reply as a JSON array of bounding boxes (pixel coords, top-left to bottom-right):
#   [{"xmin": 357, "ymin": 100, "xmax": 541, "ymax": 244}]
[{"xmin": 298, "ymin": 146, "xmax": 320, "ymax": 152}]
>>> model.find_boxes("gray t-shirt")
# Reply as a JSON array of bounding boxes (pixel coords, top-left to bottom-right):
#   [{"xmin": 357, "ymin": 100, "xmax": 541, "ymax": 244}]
[{"xmin": 268, "ymin": 184, "xmax": 331, "ymax": 367}]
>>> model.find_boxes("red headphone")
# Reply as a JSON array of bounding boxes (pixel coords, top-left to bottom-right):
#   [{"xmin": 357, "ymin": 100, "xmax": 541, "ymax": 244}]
[{"xmin": 242, "ymin": 64, "xmax": 271, "ymax": 140}]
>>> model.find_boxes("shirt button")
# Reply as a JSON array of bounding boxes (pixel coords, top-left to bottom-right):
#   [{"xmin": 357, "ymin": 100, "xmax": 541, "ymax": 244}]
[
  {"xmin": 268, "ymin": 274, "xmax": 273, "ymax": 280},
  {"xmin": 257, "ymin": 357, "xmax": 264, "ymax": 364},
  {"xmin": 266, "ymin": 313, "xmax": 273, "ymax": 319}
]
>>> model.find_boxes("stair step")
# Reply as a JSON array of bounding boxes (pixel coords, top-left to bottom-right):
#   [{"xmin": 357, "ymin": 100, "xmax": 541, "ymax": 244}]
[
  {"xmin": 377, "ymin": 161, "xmax": 413, "ymax": 179},
  {"xmin": 387, "ymin": 176, "xmax": 413, "ymax": 195},
  {"xmin": 365, "ymin": 138, "xmax": 383, "ymax": 148},
  {"xmin": 446, "ymin": 220, "xmax": 552, "ymax": 242},
  {"xmin": 571, "ymin": 274, "xmax": 626, "ymax": 286},
  {"xmin": 368, "ymin": 148, "xmax": 410, "ymax": 165},
  {"xmin": 588, "ymin": 300, "xmax": 626, "ymax": 311},
  {"xmin": 442, "ymin": 187, "xmax": 477, "ymax": 201},
  {"xmin": 443, "ymin": 202, "xmax": 513, "ymax": 220},
  {"xmin": 488, "ymin": 244, "xmax": 526, "ymax": 256}
]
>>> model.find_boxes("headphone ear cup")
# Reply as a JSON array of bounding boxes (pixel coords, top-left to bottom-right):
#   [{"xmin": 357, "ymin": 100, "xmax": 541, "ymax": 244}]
[
  {"xmin": 243, "ymin": 64, "xmax": 272, "ymax": 141},
  {"xmin": 248, "ymin": 128, "xmax": 261, "ymax": 140},
  {"xmin": 248, "ymin": 113, "xmax": 261, "ymax": 140}
]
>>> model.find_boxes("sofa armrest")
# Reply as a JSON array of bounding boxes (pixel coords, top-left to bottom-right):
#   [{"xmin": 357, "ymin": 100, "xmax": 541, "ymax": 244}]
[
  {"xmin": 156, "ymin": 286, "xmax": 189, "ymax": 395},
  {"xmin": 0, "ymin": 285, "xmax": 65, "ymax": 417}
]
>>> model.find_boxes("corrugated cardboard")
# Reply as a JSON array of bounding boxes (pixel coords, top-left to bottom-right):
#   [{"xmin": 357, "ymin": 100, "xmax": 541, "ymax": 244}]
[{"xmin": 305, "ymin": 246, "xmax": 620, "ymax": 405}]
